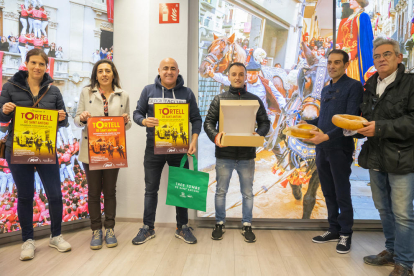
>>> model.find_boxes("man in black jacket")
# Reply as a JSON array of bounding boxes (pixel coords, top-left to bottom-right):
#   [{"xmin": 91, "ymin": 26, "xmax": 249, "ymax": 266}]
[
  {"xmin": 357, "ymin": 37, "xmax": 414, "ymax": 276},
  {"xmin": 204, "ymin": 62, "xmax": 270, "ymax": 243}
]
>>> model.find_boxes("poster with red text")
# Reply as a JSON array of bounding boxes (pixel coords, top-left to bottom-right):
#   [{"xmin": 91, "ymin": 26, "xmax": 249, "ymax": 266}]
[
  {"xmin": 154, "ymin": 103, "xmax": 189, "ymax": 155},
  {"xmin": 12, "ymin": 106, "xmax": 58, "ymax": 164},
  {"xmin": 87, "ymin": 117, "xmax": 127, "ymax": 170}
]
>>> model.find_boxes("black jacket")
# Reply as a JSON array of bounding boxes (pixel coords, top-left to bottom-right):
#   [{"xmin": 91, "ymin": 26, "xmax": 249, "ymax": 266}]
[
  {"xmin": 0, "ymin": 70, "xmax": 68, "ymax": 148},
  {"xmin": 204, "ymin": 86, "xmax": 270, "ymax": 160},
  {"xmin": 358, "ymin": 64, "xmax": 414, "ymax": 174}
]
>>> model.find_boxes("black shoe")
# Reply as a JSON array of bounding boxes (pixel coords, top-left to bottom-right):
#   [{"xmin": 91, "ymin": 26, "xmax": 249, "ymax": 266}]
[
  {"xmin": 390, "ymin": 264, "xmax": 413, "ymax": 276},
  {"xmin": 364, "ymin": 250, "xmax": 395, "ymax": 266},
  {"xmin": 211, "ymin": 223, "xmax": 225, "ymax": 240},
  {"xmin": 312, "ymin": 231, "xmax": 340, "ymax": 243},
  {"xmin": 336, "ymin": 235, "xmax": 351, "ymax": 254},
  {"xmin": 241, "ymin": 223, "xmax": 256, "ymax": 243}
]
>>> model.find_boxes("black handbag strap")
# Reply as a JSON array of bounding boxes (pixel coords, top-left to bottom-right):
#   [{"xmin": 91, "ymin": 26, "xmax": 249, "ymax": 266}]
[{"xmin": 32, "ymin": 84, "xmax": 51, "ymax": 108}]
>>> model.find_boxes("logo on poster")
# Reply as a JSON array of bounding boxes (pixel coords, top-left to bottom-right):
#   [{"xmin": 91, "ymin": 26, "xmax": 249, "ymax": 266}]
[
  {"xmin": 159, "ymin": 3, "xmax": 179, "ymax": 24},
  {"xmin": 103, "ymin": 162, "xmax": 114, "ymax": 168},
  {"xmin": 28, "ymin": 157, "xmax": 40, "ymax": 162}
]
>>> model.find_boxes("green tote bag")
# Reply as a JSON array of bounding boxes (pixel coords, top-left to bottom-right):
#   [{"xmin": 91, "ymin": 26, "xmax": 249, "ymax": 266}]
[{"xmin": 166, "ymin": 154, "xmax": 208, "ymax": 212}]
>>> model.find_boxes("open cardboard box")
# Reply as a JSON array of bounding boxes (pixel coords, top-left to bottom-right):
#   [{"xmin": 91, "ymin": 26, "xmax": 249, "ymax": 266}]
[{"xmin": 219, "ymin": 100, "xmax": 264, "ymax": 147}]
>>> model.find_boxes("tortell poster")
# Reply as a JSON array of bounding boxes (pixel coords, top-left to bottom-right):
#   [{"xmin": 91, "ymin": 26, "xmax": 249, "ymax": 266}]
[
  {"xmin": 154, "ymin": 103, "xmax": 189, "ymax": 155},
  {"xmin": 87, "ymin": 117, "xmax": 127, "ymax": 170},
  {"xmin": 12, "ymin": 107, "xmax": 58, "ymax": 164}
]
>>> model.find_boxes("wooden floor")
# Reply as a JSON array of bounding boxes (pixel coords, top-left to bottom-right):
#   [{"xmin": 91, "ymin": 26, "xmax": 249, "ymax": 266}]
[{"xmin": 0, "ymin": 222, "xmax": 393, "ymax": 276}]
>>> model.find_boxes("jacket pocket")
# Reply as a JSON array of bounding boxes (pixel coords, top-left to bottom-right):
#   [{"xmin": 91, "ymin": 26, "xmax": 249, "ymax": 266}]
[
  {"xmin": 383, "ymin": 95, "xmax": 406, "ymax": 119},
  {"xmin": 358, "ymin": 143, "xmax": 369, "ymax": 169},
  {"xmin": 381, "ymin": 143, "xmax": 414, "ymax": 174}
]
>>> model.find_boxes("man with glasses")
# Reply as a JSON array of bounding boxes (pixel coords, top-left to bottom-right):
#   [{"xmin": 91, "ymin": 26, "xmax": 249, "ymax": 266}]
[{"xmin": 357, "ymin": 37, "xmax": 414, "ymax": 276}]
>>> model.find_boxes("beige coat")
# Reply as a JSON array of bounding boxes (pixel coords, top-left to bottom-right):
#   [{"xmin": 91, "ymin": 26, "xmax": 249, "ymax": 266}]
[{"xmin": 74, "ymin": 86, "xmax": 132, "ymax": 164}]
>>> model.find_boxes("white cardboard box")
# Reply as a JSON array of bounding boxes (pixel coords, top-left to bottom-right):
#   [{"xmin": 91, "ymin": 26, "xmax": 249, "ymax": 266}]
[{"xmin": 219, "ymin": 100, "xmax": 264, "ymax": 147}]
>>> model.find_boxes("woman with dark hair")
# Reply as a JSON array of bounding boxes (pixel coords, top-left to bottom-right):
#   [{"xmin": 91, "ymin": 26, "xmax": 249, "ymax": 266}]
[
  {"xmin": 74, "ymin": 59, "xmax": 131, "ymax": 250},
  {"xmin": 0, "ymin": 49, "xmax": 71, "ymax": 261}
]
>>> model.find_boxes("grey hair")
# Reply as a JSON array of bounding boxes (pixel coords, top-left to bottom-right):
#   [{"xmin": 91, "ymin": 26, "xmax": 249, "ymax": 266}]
[{"xmin": 373, "ymin": 37, "xmax": 400, "ymax": 55}]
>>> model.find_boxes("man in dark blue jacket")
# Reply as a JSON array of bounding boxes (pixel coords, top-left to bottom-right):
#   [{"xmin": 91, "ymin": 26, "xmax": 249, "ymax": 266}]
[
  {"xmin": 301, "ymin": 49, "xmax": 363, "ymax": 254},
  {"xmin": 132, "ymin": 58, "xmax": 202, "ymax": 245}
]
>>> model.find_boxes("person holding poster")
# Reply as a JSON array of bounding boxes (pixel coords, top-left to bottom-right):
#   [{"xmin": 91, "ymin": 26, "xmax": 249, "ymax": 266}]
[
  {"xmin": 204, "ymin": 62, "xmax": 270, "ymax": 243},
  {"xmin": 74, "ymin": 59, "xmax": 131, "ymax": 250},
  {"xmin": 0, "ymin": 49, "xmax": 71, "ymax": 261},
  {"xmin": 132, "ymin": 58, "xmax": 202, "ymax": 245}
]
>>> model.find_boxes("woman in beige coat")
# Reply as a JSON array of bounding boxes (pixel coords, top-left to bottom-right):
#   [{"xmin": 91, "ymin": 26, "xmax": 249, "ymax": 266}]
[{"xmin": 74, "ymin": 59, "xmax": 131, "ymax": 250}]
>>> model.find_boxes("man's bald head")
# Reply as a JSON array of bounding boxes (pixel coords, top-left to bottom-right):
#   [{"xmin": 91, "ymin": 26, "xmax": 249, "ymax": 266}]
[
  {"xmin": 159, "ymin": 58, "xmax": 178, "ymax": 70},
  {"xmin": 158, "ymin": 57, "xmax": 180, "ymax": 89}
]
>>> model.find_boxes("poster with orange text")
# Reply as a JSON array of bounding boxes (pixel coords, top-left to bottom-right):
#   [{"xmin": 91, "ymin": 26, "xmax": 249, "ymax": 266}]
[
  {"xmin": 12, "ymin": 106, "xmax": 58, "ymax": 164},
  {"xmin": 87, "ymin": 117, "xmax": 127, "ymax": 170},
  {"xmin": 154, "ymin": 103, "xmax": 189, "ymax": 154}
]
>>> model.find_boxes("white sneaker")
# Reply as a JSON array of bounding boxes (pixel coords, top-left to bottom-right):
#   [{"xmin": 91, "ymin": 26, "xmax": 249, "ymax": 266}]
[
  {"xmin": 20, "ymin": 239, "xmax": 35, "ymax": 261},
  {"xmin": 49, "ymin": 235, "xmax": 71, "ymax": 252}
]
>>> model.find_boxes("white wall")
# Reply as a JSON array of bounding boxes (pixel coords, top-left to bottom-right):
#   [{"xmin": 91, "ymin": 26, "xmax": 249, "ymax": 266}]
[{"xmin": 114, "ymin": 0, "xmax": 196, "ymax": 223}]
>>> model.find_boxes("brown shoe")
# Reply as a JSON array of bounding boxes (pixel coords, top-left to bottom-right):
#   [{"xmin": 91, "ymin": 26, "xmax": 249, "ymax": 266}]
[
  {"xmin": 389, "ymin": 264, "xmax": 413, "ymax": 276},
  {"xmin": 364, "ymin": 250, "xmax": 395, "ymax": 266}
]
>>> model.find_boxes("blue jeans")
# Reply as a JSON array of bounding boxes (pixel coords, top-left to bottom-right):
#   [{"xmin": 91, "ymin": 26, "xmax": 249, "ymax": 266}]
[
  {"xmin": 5, "ymin": 147, "xmax": 62, "ymax": 241},
  {"xmin": 215, "ymin": 158, "xmax": 255, "ymax": 224},
  {"xmin": 369, "ymin": 170, "xmax": 414, "ymax": 268},
  {"xmin": 143, "ymin": 146, "xmax": 188, "ymax": 230}
]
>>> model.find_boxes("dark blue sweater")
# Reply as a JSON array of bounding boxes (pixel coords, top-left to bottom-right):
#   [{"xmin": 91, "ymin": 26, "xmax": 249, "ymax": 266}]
[
  {"xmin": 306, "ymin": 74, "xmax": 363, "ymax": 150},
  {"xmin": 133, "ymin": 75, "xmax": 202, "ymax": 147}
]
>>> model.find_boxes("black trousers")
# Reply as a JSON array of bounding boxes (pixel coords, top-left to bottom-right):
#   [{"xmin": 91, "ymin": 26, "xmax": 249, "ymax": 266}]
[
  {"xmin": 83, "ymin": 163, "xmax": 119, "ymax": 230},
  {"xmin": 6, "ymin": 147, "xmax": 62, "ymax": 241},
  {"xmin": 143, "ymin": 146, "xmax": 189, "ymax": 230},
  {"xmin": 316, "ymin": 148, "xmax": 354, "ymax": 236}
]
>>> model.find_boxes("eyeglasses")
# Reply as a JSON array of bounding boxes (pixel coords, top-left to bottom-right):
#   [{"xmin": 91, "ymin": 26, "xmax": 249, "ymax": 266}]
[{"xmin": 373, "ymin": 51, "xmax": 395, "ymax": 60}]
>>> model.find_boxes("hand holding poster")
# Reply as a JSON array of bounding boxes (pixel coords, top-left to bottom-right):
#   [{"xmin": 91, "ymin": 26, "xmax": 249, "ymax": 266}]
[
  {"xmin": 153, "ymin": 103, "xmax": 189, "ymax": 154},
  {"xmin": 87, "ymin": 116, "xmax": 127, "ymax": 170},
  {"xmin": 12, "ymin": 106, "xmax": 58, "ymax": 164}
]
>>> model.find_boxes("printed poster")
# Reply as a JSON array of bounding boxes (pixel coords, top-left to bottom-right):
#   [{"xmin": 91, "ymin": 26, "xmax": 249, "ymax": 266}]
[
  {"xmin": 154, "ymin": 103, "xmax": 189, "ymax": 154},
  {"xmin": 12, "ymin": 106, "xmax": 58, "ymax": 164},
  {"xmin": 87, "ymin": 117, "xmax": 127, "ymax": 170}
]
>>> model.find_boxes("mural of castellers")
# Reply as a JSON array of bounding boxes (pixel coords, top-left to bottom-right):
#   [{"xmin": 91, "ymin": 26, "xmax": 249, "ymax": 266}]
[
  {"xmin": 196, "ymin": 0, "xmax": 412, "ymax": 221},
  {"xmin": 0, "ymin": 0, "xmax": 114, "ymax": 235}
]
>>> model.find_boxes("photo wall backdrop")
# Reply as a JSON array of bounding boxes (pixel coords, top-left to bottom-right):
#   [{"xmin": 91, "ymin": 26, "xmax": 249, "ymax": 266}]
[
  {"xmin": 0, "ymin": 0, "xmax": 114, "ymax": 235},
  {"xmin": 196, "ymin": 0, "xmax": 405, "ymax": 220}
]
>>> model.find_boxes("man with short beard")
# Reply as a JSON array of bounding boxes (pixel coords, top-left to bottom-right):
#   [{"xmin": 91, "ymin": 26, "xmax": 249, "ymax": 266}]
[
  {"xmin": 204, "ymin": 62, "xmax": 270, "ymax": 243},
  {"xmin": 300, "ymin": 49, "xmax": 363, "ymax": 254}
]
